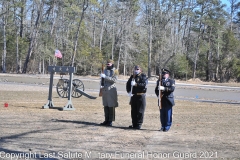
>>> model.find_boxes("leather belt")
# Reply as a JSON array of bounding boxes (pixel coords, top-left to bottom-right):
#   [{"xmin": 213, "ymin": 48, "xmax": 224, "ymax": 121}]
[{"xmin": 134, "ymin": 93, "xmax": 145, "ymax": 95}]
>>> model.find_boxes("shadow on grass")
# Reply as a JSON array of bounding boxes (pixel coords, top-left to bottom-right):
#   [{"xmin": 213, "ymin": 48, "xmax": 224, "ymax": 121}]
[
  {"xmin": 54, "ymin": 119, "xmax": 156, "ymax": 131},
  {"xmin": 0, "ymin": 129, "xmax": 64, "ymax": 160}
]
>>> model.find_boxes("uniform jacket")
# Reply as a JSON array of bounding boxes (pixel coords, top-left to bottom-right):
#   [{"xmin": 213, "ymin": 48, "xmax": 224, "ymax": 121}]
[
  {"xmin": 155, "ymin": 78, "xmax": 175, "ymax": 107},
  {"xmin": 126, "ymin": 72, "xmax": 147, "ymax": 94},
  {"xmin": 102, "ymin": 68, "xmax": 118, "ymax": 107}
]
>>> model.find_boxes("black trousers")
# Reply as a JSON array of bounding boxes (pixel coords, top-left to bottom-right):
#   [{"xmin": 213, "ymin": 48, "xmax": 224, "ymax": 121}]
[
  {"xmin": 104, "ymin": 106, "xmax": 115, "ymax": 122},
  {"xmin": 130, "ymin": 94, "xmax": 146, "ymax": 127}
]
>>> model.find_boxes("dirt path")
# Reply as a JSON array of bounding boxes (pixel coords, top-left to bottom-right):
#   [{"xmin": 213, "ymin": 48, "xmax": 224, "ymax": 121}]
[{"xmin": 0, "ymin": 80, "xmax": 240, "ymax": 160}]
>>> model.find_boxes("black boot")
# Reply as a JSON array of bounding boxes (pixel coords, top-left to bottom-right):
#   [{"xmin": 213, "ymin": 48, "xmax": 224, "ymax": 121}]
[
  {"xmin": 129, "ymin": 124, "xmax": 141, "ymax": 129},
  {"xmin": 101, "ymin": 106, "xmax": 109, "ymax": 126},
  {"xmin": 106, "ymin": 121, "xmax": 112, "ymax": 126},
  {"xmin": 100, "ymin": 121, "xmax": 108, "ymax": 125}
]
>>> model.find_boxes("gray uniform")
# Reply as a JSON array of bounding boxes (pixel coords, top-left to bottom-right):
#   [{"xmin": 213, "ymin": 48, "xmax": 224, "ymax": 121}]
[
  {"xmin": 102, "ymin": 68, "xmax": 118, "ymax": 107},
  {"xmin": 101, "ymin": 68, "xmax": 118, "ymax": 123}
]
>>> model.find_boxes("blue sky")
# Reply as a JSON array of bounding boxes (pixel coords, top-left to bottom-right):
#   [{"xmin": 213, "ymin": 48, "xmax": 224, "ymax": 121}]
[{"xmin": 221, "ymin": 0, "xmax": 230, "ymax": 7}]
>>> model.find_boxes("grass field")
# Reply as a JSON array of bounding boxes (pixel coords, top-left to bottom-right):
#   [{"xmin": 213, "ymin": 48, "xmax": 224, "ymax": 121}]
[{"xmin": 0, "ymin": 82, "xmax": 240, "ymax": 160}]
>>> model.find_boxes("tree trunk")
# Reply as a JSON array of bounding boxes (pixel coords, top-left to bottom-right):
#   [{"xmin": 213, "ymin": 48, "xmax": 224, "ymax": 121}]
[
  {"xmin": 20, "ymin": 0, "xmax": 26, "ymax": 38},
  {"xmin": 111, "ymin": 24, "xmax": 115, "ymax": 59},
  {"xmin": 42, "ymin": 58, "xmax": 45, "ymax": 74},
  {"xmin": 92, "ymin": 7, "xmax": 96, "ymax": 47},
  {"xmin": 117, "ymin": 37, "xmax": 123, "ymax": 70},
  {"xmin": 206, "ymin": 26, "xmax": 212, "ymax": 81},
  {"xmin": 123, "ymin": 53, "xmax": 126, "ymax": 76},
  {"xmin": 22, "ymin": 1, "xmax": 43, "ymax": 73},
  {"xmin": 193, "ymin": 35, "xmax": 200, "ymax": 79},
  {"xmin": 148, "ymin": 23, "xmax": 152, "ymax": 78},
  {"xmin": 215, "ymin": 23, "xmax": 220, "ymax": 81},
  {"xmin": 2, "ymin": 2, "xmax": 7, "ymax": 73},
  {"xmin": 14, "ymin": 0, "xmax": 20, "ymax": 73},
  {"xmin": 99, "ymin": 1, "xmax": 107, "ymax": 52},
  {"xmin": 147, "ymin": 6, "xmax": 152, "ymax": 78},
  {"xmin": 193, "ymin": 9, "xmax": 203, "ymax": 79},
  {"xmin": 38, "ymin": 60, "xmax": 41, "ymax": 74},
  {"xmin": 99, "ymin": 20, "xmax": 104, "ymax": 51},
  {"xmin": 50, "ymin": 0, "xmax": 56, "ymax": 36},
  {"xmin": 16, "ymin": 33, "xmax": 20, "ymax": 73},
  {"xmin": 71, "ymin": 0, "xmax": 88, "ymax": 67}
]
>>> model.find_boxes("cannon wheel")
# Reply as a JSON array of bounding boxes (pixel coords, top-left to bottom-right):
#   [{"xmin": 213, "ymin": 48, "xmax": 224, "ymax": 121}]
[
  {"xmin": 56, "ymin": 79, "xmax": 85, "ymax": 98},
  {"xmin": 72, "ymin": 79, "xmax": 84, "ymax": 98},
  {"xmin": 56, "ymin": 79, "xmax": 69, "ymax": 98}
]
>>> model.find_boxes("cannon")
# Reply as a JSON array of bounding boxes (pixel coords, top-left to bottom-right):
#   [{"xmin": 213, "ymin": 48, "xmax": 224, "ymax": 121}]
[
  {"xmin": 56, "ymin": 78, "xmax": 84, "ymax": 98},
  {"xmin": 56, "ymin": 77, "xmax": 97, "ymax": 99},
  {"xmin": 43, "ymin": 66, "xmax": 96, "ymax": 111}
]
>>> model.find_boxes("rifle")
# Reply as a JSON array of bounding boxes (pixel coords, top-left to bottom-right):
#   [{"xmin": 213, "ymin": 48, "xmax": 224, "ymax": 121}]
[
  {"xmin": 129, "ymin": 70, "xmax": 135, "ymax": 105},
  {"xmin": 158, "ymin": 73, "xmax": 162, "ymax": 109},
  {"xmin": 99, "ymin": 63, "xmax": 104, "ymax": 97}
]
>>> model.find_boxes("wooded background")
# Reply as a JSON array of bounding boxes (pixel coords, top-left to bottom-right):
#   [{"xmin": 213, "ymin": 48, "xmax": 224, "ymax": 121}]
[{"xmin": 1, "ymin": 0, "xmax": 240, "ymax": 82}]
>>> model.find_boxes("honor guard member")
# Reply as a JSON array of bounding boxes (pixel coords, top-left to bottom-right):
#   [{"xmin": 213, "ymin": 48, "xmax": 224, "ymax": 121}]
[
  {"xmin": 100, "ymin": 59, "xmax": 118, "ymax": 126},
  {"xmin": 126, "ymin": 65, "xmax": 147, "ymax": 129},
  {"xmin": 155, "ymin": 68, "xmax": 175, "ymax": 132}
]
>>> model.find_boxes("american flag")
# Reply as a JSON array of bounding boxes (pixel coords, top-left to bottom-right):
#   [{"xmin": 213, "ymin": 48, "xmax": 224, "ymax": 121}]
[{"xmin": 55, "ymin": 49, "xmax": 62, "ymax": 58}]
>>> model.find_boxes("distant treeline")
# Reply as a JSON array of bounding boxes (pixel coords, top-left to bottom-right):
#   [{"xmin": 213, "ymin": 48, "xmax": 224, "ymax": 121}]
[{"xmin": 1, "ymin": 0, "xmax": 240, "ymax": 82}]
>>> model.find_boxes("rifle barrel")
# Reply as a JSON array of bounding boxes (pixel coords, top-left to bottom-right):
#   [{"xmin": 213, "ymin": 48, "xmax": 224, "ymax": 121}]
[
  {"xmin": 99, "ymin": 63, "xmax": 104, "ymax": 97},
  {"xmin": 129, "ymin": 71, "xmax": 135, "ymax": 105},
  {"xmin": 158, "ymin": 73, "xmax": 162, "ymax": 109}
]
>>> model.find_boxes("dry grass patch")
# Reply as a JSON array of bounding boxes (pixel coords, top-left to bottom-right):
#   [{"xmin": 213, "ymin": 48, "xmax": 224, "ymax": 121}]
[{"xmin": 0, "ymin": 88, "xmax": 240, "ymax": 159}]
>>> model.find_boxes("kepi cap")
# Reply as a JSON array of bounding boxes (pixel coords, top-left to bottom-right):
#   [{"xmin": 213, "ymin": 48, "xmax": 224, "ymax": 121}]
[
  {"xmin": 134, "ymin": 65, "xmax": 141, "ymax": 70},
  {"xmin": 162, "ymin": 68, "xmax": 170, "ymax": 74},
  {"xmin": 106, "ymin": 59, "xmax": 114, "ymax": 64}
]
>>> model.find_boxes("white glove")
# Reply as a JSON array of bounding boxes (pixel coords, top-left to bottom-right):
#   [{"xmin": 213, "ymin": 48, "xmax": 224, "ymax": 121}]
[
  {"xmin": 100, "ymin": 86, "xmax": 104, "ymax": 88},
  {"xmin": 101, "ymin": 74, "xmax": 106, "ymax": 78},
  {"xmin": 159, "ymin": 86, "xmax": 165, "ymax": 91},
  {"xmin": 131, "ymin": 80, "xmax": 136, "ymax": 86},
  {"xmin": 128, "ymin": 92, "xmax": 132, "ymax": 97}
]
